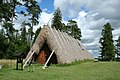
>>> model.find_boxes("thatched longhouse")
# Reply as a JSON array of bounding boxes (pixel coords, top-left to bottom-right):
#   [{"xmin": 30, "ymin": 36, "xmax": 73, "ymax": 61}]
[{"xmin": 24, "ymin": 25, "xmax": 93, "ymax": 65}]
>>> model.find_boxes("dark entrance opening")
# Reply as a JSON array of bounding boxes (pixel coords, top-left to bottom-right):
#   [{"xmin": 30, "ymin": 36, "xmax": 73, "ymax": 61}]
[{"xmin": 37, "ymin": 41, "xmax": 57, "ymax": 65}]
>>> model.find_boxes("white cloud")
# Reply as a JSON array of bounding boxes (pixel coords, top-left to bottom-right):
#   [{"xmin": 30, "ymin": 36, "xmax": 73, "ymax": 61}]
[
  {"xmin": 13, "ymin": 11, "xmax": 53, "ymax": 32},
  {"xmin": 79, "ymin": 11, "xmax": 87, "ymax": 17},
  {"xmin": 42, "ymin": 8, "xmax": 48, "ymax": 12},
  {"xmin": 14, "ymin": 14, "xmax": 31, "ymax": 30},
  {"xmin": 33, "ymin": 11, "xmax": 53, "ymax": 31},
  {"xmin": 113, "ymin": 28, "xmax": 120, "ymax": 40},
  {"xmin": 54, "ymin": 0, "xmax": 120, "ymax": 23},
  {"xmin": 36, "ymin": 0, "xmax": 41, "ymax": 3},
  {"xmin": 72, "ymin": 11, "xmax": 101, "ymax": 57},
  {"xmin": 54, "ymin": 0, "xmax": 85, "ymax": 18}
]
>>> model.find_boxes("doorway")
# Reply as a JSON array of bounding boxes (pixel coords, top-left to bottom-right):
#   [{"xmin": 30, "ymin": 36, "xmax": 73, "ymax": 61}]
[{"xmin": 37, "ymin": 42, "xmax": 58, "ymax": 65}]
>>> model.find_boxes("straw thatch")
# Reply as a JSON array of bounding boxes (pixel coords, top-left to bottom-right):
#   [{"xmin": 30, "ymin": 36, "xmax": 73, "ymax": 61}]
[{"xmin": 24, "ymin": 25, "xmax": 93, "ymax": 64}]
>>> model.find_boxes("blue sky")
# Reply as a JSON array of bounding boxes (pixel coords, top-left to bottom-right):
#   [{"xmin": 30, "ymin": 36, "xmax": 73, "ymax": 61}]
[
  {"xmin": 16, "ymin": 0, "xmax": 54, "ymax": 14},
  {"xmin": 13, "ymin": 0, "xmax": 120, "ymax": 58},
  {"xmin": 39, "ymin": 0, "xmax": 54, "ymax": 13}
]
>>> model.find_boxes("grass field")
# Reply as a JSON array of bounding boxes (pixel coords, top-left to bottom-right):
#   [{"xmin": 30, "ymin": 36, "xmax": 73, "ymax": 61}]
[{"xmin": 0, "ymin": 60, "xmax": 120, "ymax": 80}]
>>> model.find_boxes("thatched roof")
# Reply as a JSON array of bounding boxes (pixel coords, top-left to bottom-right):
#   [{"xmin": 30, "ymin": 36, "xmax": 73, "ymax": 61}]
[{"xmin": 25, "ymin": 25, "xmax": 93, "ymax": 64}]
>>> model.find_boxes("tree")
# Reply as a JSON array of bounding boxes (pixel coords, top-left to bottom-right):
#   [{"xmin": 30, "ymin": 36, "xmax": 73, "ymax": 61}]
[
  {"xmin": 0, "ymin": 0, "xmax": 42, "ymax": 59},
  {"xmin": 0, "ymin": 29, "xmax": 7, "ymax": 59},
  {"xmin": 0, "ymin": 0, "xmax": 20, "ymax": 59},
  {"xmin": 0, "ymin": 0, "xmax": 16, "ymax": 41},
  {"xmin": 116, "ymin": 36, "xmax": 120, "ymax": 58},
  {"xmin": 24, "ymin": 0, "xmax": 42, "ymax": 46},
  {"xmin": 64, "ymin": 20, "xmax": 82, "ymax": 40},
  {"xmin": 99, "ymin": 23, "xmax": 115, "ymax": 61},
  {"xmin": 51, "ymin": 8, "xmax": 63, "ymax": 31},
  {"xmin": 21, "ymin": 21, "xmax": 27, "ymax": 43},
  {"xmin": 33, "ymin": 27, "xmax": 41, "ymax": 43}
]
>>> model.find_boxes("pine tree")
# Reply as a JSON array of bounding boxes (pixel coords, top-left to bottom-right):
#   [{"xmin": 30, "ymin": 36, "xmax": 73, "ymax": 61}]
[
  {"xmin": 116, "ymin": 36, "xmax": 120, "ymax": 58},
  {"xmin": 66, "ymin": 20, "xmax": 82, "ymax": 40},
  {"xmin": 51, "ymin": 8, "xmax": 63, "ymax": 31},
  {"xmin": 24, "ymin": 0, "xmax": 42, "ymax": 46},
  {"xmin": 99, "ymin": 23, "xmax": 115, "ymax": 61}
]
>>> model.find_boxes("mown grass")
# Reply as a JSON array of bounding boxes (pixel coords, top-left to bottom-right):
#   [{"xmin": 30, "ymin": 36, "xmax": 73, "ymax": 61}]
[{"xmin": 0, "ymin": 60, "xmax": 120, "ymax": 80}]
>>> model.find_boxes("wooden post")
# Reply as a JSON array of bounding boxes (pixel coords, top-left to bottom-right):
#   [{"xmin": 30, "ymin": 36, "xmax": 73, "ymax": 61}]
[
  {"xmin": 42, "ymin": 50, "xmax": 54, "ymax": 69},
  {"xmin": 21, "ymin": 58, "xmax": 23, "ymax": 70},
  {"xmin": 16, "ymin": 57, "xmax": 18, "ymax": 70},
  {"xmin": 16, "ymin": 56, "xmax": 23, "ymax": 70}
]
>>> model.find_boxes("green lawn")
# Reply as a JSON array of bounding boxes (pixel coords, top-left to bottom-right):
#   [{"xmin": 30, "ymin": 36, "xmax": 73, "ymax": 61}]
[{"xmin": 0, "ymin": 61, "xmax": 120, "ymax": 80}]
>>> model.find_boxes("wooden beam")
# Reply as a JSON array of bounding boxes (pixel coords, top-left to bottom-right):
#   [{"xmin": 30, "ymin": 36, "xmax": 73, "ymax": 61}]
[
  {"xmin": 42, "ymin": 50, "xmax": 55, "ymax": 69},
  {"xmin": 23, "ymin": 51, "xmax": 35, "ymax": 69}
]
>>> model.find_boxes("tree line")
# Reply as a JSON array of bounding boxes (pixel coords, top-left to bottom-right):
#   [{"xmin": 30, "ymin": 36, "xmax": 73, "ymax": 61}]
[
  {"xmin": 0, "ymin": 0, "xmax": 41, "ymax": 59},
  {"xmin": 0, "ymin": 1, "xmax": 81, "ymax": 59}
]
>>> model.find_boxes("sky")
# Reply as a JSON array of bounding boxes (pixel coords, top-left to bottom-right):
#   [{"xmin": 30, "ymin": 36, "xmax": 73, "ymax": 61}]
[{"xmin": 2, "ymin": 0, "xmax": 120, "ymax": 58}]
